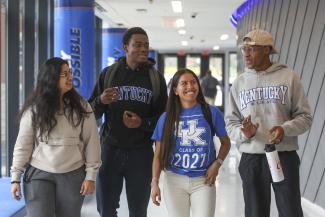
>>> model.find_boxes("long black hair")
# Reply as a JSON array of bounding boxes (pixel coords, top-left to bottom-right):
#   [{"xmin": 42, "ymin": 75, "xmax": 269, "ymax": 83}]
[
  {"xmin": 160, "ymin": 68, "xmax": 215, "ymax": 169},
  {"xmin": 19, "ymin": 57, "xmax": 88, "ymax": 140}
]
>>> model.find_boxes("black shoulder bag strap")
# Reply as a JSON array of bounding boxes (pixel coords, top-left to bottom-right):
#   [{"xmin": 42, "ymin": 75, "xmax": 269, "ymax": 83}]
[
  {"xmin": 148, "ymin": 67, "xmax": 161, "ymax": 103},
  {"xmin": 104, "ymin": 62, "xmax": 119, "ymax": 89}
]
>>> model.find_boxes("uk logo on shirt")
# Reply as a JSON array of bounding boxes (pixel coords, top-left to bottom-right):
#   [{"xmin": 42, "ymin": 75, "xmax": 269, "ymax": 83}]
[{"xmin": 177, "ymin": 119, "xmax": 207, "ymax": 146}]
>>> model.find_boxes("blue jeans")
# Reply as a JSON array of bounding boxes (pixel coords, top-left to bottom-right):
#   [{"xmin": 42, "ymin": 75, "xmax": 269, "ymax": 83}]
[{"xmin": 96, "ymin": 145, "xmax": 153, "ymax": 217}]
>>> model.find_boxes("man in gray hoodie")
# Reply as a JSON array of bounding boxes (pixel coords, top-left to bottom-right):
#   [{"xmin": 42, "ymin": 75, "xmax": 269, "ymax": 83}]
[{"xmin": 225, "ymin": 29, "xmax": 312, "ymax": 217}]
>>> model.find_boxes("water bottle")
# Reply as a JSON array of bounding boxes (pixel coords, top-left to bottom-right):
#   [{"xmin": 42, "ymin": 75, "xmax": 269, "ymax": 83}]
[{"xmin": 265, "ymin": 144, "xmax": 284, "ymax": 182}]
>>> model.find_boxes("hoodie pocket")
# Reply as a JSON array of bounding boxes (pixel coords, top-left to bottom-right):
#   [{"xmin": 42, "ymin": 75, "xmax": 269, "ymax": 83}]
[{"xmin": 32, "ymin": 137, "xmax": 83, "ymax": 169}]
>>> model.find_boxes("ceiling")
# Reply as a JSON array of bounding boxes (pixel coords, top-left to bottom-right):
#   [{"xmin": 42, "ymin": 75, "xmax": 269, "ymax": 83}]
[{"xmin": 95, "ymin": 0, "xmax": 244, "ymax": 53}]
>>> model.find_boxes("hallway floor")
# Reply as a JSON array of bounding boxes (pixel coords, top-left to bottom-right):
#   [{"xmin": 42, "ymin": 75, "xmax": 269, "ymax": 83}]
[{"xmin": 81, "ymin": 146, "xmax": 311, "ymax": 217}]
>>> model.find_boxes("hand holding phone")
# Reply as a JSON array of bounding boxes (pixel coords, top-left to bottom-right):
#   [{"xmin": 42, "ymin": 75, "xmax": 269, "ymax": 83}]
[
  {"xmin": 123, "ymin": 111, "xmax": 142, "ymax": 128},
  {"xmin": 100, "ymin": 86, "xmax": 119, "ymax": 104}
]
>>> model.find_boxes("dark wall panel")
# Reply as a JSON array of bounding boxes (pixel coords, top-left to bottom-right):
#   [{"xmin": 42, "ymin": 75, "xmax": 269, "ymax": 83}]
[
  {"xmin": 237, "ymin": 0, "xmax": 325, "ymax": 209},
  {"xmin": 293, "ymin": 0, "xmax": 319, "ymax": 77},
  {"xmin": 279, "ymin": 0, "xmax": 299, "ymax": 64},
  {"xmin": 315, "ymin": 129, "xmax": 325, "ymax": 208},
  {"xmin": 260, "ymin": 0, "xmax": 269, "ymax": 30},
  {"xmin": 270, "ymin": 0, "xmax": 282, "ymax": 62},
  {"xmin": 251, "ymin": 0, "xmax": 258, "ymax": 29},
  {"xmin": 301, "ymin": 24, "xmax": 325, "ymax": 202},
  {"xmin": 299, "ymin": 0, "xmax": 325, "ymax": 159},
  {"xmin": 255, "ymin": 0, "xmax": 263, "ymax": 29},
  {"xmin": 273, "ymin": 0, "xmax": 290, "ymax": 63},
  {"xmin": 265, "ymin": 0, "xmax": 275, "ymax": 32},
  {"xmin": 298, "ymin": 0, "xmax": 323, "ymax": 158},
  {"xmin": 286, "ymin": 0, "xmax": 309, "ymax": 68}
]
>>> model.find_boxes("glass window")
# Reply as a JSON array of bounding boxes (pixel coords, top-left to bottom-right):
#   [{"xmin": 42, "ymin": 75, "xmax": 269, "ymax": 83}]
[
  {"xmin": 186, "ymin": 55, "xmax": 200, "ymax": 76},
  {"xmin": 1, "ymin": 0, "xmax": 7, "ymax": 176},
  {"xmin": 164, "ymin": 56, "xmax": 177, "ymax": 86},
  {"xmin": 229, "ymin": 52, "xmax": 238, "ymax": 84},
  {"xmin": 209, "ymin": 56, "xmax": 223, "ymax": 81},
  {"xmin": 209, "ymin": 56, "xmax": 223, "ymax": 106}
]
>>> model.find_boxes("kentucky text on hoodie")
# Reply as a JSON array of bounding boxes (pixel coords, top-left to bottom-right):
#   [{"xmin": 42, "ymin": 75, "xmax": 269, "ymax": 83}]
[
  {"xmin": 239, "ymin": 85, "xmax": 288, "ymax": 110},
  {"xmin": 117, "ymin": 86, "xmax": 152, "ymax": 104}
]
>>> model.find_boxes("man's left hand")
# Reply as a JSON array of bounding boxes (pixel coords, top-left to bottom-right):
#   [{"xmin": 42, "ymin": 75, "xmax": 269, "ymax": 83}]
[
  {"xmin": 123, "ymin": 111, "xmax": 142, "ymax": 128},
  {"xmin": 268, "ymin": 126, "xmax": 284, "ymax": 144}
]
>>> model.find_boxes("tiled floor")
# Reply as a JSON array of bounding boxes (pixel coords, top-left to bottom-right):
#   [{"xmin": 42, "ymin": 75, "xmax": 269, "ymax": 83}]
[{"xmin": 81, "ymin": 146, "xmax": 311, "ymax": 217}]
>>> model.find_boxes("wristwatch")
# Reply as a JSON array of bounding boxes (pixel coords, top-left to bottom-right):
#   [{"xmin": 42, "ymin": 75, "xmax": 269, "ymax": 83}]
[{"xmin": 216, "ymin": 158, "xmax": 223, "ymax": 166}]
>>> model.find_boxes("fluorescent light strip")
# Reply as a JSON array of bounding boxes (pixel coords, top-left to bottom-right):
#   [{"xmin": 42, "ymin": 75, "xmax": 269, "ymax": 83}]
[
  {"xmin": 171, "ymin": 1, "xmax": 182, "ymax": 13},
  {"xmin": 213, "ymin": 45, "xmax": 220, "ymax": 50},
  {"xmin": 181, "ymin": 41, "xmax": 188, "ymax": 46},
  {"xmin": 220, "ymin": 34, "xmax": 229, "ymax": 40},
  {"xmin": 176, "ymin": 18, "xmax": 185, "ymax": 27},
  {"xmin": 178, "ymin": 29, "xmax": 186, "ymax": 35}
]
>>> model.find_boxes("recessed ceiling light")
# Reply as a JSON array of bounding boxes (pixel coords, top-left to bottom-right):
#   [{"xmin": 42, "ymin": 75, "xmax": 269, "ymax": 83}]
[
  {"xmin": 176, "ymin": 18, "xmax": 185, "ymax": 27},
  {"xmin": 181, "ymin": 41, "xmax": 188, "ymax": 46},
  {"xmin": 213, "ymin": 45, "xmax": 220, "ymax": 50},
  {"xmin": 178, "ymin": 29, "xmax": 186, "ymax": 35},
  {"xmin": 136, "ymin": 8, "xmax": 147, "ymax": 13},
  {"xmin": 171, "ymin": 1, "xmax": 182, "ymax": 13},
  {"xmin": 220, "ymin": 34, "xmax": 229, "ymax": 40}
]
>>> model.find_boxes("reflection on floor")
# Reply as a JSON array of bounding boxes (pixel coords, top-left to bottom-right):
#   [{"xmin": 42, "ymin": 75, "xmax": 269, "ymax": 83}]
[{"xmin": 81, "ymin": 146, "xmax": 310, "ymax": 217}]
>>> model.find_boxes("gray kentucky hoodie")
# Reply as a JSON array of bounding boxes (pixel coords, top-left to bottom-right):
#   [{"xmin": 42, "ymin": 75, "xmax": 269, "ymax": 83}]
[{"xmin": 225, "ymin": 63, "xmax": 312, "ymax": 153}]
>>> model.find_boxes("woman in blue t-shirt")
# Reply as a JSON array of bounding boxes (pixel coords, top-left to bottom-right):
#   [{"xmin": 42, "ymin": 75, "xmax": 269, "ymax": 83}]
[{"xmin": 150, "ymin": 69, "xmax": 231, "ymax": 217}]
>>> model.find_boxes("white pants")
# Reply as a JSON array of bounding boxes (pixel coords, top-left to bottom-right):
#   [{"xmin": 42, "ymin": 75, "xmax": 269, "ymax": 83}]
[{"xmin": 163, "ymin": 171, "xmax": 216, "ymax": 217}]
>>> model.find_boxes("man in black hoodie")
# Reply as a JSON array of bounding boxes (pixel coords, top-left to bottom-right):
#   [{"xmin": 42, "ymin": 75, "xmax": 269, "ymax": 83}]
[{"xmin": 89, "ymin": 27, "xmax": 167, "ymax": 217}]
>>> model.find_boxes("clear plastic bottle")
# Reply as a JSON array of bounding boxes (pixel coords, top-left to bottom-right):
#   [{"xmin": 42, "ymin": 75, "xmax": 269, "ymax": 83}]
[{"xmin": 265, "ymin": 144, "xmax": 284, "ymax": 182}]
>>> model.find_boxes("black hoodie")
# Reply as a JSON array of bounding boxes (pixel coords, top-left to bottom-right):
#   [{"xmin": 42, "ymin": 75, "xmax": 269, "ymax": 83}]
[{"xmin": 89, "ymin": 57, "xmax": 168, "ymax": 149}]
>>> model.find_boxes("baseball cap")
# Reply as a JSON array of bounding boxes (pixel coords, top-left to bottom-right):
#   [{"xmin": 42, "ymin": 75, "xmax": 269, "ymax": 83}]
[{"xmin": 242, "ymin": 29, "xmax": 278, "ymax": 54}]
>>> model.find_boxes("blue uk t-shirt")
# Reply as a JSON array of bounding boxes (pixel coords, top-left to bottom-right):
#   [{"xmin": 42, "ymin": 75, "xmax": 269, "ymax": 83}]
[{"xmin": 152, "ymin": 104, "xmax": 228, "ymax": 177}]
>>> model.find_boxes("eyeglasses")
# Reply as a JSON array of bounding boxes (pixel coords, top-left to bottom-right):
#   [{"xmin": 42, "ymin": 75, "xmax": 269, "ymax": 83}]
[
  {"xmin": 60, "ymin": 69, "xmax": 72, "ymax": 78},
  {"xmin": 240, "ymin": 45, "xmax": 264, "ymax": 54}
]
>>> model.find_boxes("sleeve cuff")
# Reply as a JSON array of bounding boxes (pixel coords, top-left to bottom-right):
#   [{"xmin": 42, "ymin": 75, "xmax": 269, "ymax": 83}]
[
  {"xmin": 281, "ymin": 124, "xmax": 289, "ymax": 136},
  {"xmin": 240, "ymin": 131, "xmax": 254, "ymax": 143},
  {"xmin": 96, "ymin": 96, "xmax": 105, "ymax": 106},
  {"xmin": 85, "ymin": 171, "xmax": 97, "ymax": 181},
  {"xmin": 11, "ymin": 172, "xmax": 22, "ymax": 183}
]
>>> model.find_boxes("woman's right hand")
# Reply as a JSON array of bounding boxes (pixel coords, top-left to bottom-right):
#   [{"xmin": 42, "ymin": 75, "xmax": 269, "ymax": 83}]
[
  {"xmin": 11, "ymin": 183, "xmax": 22, "ymax": 201},
  {"xmin": 151, "ymin": 184, "xmax": 161, "ymax": 206}
]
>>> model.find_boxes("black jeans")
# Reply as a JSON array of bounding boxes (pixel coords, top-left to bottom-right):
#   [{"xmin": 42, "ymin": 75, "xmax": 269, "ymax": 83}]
[
  {"xmin": 96, "ymin": 145, "xmax": 153, "ymax": 217},
  {"xmin": 238, "ymin": 151, "xmax": 303, "ymax": 217}
]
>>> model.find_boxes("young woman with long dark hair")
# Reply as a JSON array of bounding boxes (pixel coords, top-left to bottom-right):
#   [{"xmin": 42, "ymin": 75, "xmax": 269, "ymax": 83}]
[
  {"xmin": 151, "ymin": 69, "xmax": 231, "ymax": 217},
  {"xmin": 10, "ymin": 57, "xmax": 101, "ymax": 217}
]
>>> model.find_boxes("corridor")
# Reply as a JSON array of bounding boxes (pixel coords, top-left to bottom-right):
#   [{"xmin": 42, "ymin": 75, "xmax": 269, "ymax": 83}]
[{"xmin": 81, "ymin": 146, "xmax": 310, "ymax": 217}]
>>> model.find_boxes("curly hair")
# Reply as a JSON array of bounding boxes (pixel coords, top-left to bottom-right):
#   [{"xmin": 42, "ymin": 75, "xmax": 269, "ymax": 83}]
[
  {"xmin": 122, "ymin": 27, "xmax": 148, "ymax": 45},
  {"xmin": 19, "ymin": 57, "xmax": 89, "ymax": 140}
]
